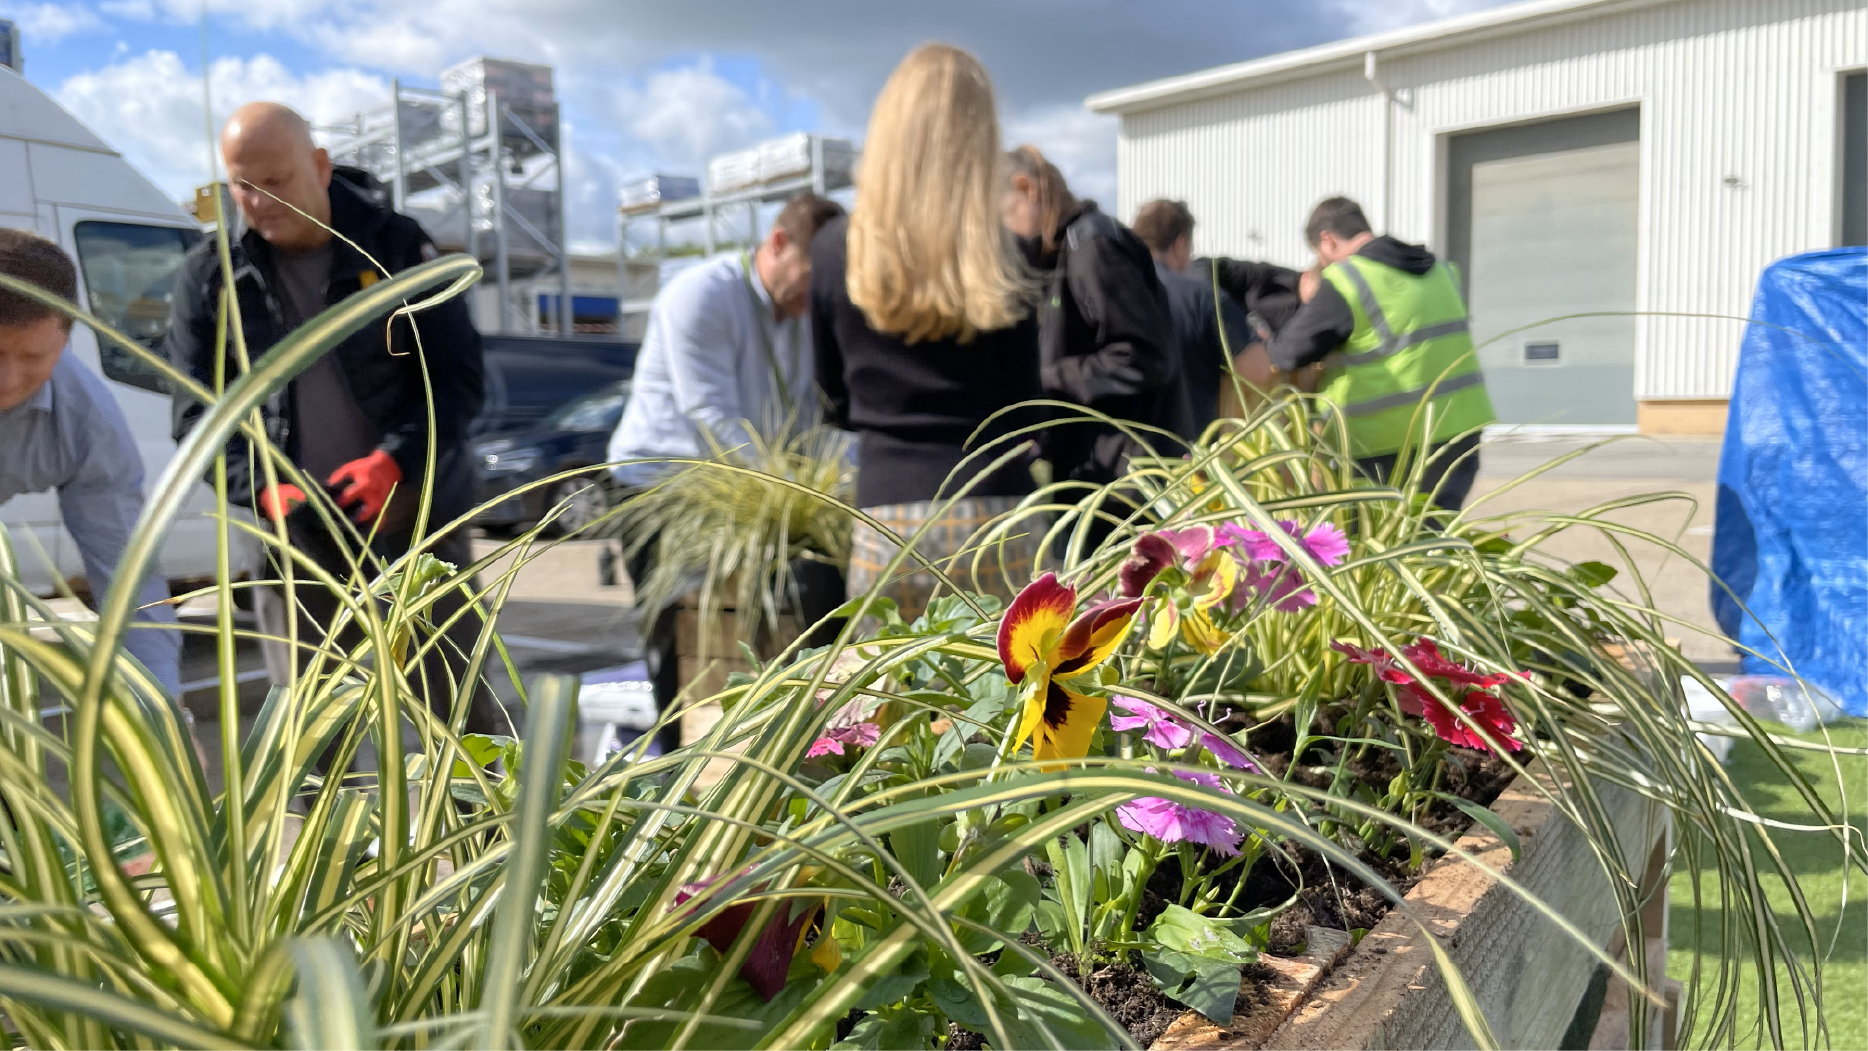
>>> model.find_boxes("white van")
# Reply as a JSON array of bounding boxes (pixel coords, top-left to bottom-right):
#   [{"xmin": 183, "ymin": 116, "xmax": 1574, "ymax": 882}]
[{"xmin": 0, "ymin": 62, "xmax": 242, "ymax": 597}]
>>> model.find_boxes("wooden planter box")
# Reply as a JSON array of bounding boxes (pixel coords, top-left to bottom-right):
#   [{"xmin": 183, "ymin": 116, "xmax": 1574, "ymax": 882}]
[
  {"xmin": 1153, "ymin": 762, "xmax": 1675, "ymax": 1051},
  {"xmin": 674, "ymin": 594, "xmax": 799, "ymax": 746}
]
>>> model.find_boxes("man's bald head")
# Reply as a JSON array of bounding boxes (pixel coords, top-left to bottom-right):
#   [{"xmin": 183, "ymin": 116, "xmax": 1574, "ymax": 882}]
[
  {"xmin": 222, "ymin": 101, "xmax": 317, "ymax": 159},
  {"xmin": 221, "ymin": 101, "xmax": 334, "ymax": 250}
]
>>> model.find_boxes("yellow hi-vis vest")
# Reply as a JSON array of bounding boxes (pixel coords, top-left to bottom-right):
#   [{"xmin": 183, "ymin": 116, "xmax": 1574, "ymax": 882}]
[{"xmin": 1317, "ymin": 254, "xmax": 1496, "ymax": 458}]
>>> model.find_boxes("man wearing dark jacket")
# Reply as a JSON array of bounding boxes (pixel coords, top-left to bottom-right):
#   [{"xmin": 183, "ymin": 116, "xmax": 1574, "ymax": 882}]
[
  {"xmin": 1132, "ymin": 199, "xmax": 1252, "ymax": 433},
  {"xmin": 168, "ymin": 102, "xmax": 502, "ymax": 734},
  {"xmin": 1191, "ymin": 256, "xmax": 1304, "ymax": 339},
  {"xmin": 1268, "ymin": 197, "xmax": 1496, "ymax": 510}
]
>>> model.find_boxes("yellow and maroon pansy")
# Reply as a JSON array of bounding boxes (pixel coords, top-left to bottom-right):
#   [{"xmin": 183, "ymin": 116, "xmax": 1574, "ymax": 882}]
[{"xmin": 998, "ymin": 573, "xmax": 1143, "ymax": 766}]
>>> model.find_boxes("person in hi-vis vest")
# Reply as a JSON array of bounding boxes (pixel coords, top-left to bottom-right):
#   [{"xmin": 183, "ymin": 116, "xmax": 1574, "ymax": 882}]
[{"xmin": 1267, "ymin": 197, "xmax": 1496, "ymax": 511}]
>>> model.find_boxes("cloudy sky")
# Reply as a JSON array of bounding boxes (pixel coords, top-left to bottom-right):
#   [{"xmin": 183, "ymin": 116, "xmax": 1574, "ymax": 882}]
[{"xmin": 6, "ymin": 0, "xmax": 1508, "ymax": 252}]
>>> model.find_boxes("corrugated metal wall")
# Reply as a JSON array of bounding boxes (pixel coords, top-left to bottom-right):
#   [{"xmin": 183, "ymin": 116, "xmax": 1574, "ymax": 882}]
[{"xmin": 1114, "ymin": 0, "xmax": 1867, "ymax": 400}]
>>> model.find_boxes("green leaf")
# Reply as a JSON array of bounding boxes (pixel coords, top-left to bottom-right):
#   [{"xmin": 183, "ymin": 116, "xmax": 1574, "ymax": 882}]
[
  {"xmin": 957, "ymin": 871, "xmax": 1041, "ymax": 955},
  {"xmin": 621, "ymin": 952, "xmax": 817, "ymax": 1050},
  {"xmin": 1044, "ymin": 834, "xmax": 1092, "ymax": 954},
  {"xmin": 1088, "ymin": 822, "xmax": 1125, "ymax": 900},
  {"xmin": 1033, "ymin": 900, "xmax": 1071, "ymax": 950},
  {"xmin": 1431, "ymin": 792, "xmax": 1523, "ymax": 863},
  {"xmin": 284, "ymin": 938, "xmax": 377, "ymax": 1051},
  {"xmin": 1141, "ymin": 948, "xmax": 1242, "ymax": 1024},
  {"xmin": 478, "ymin": 674, "xmax": 577, "ymax": 1049},
  {"xmin": 1142, "ymin": 905, "xmax": 1257, "ymax": 1023},
  {"xmin": 997, "ymin": 975, "xmax": 1121, "ymax": 1051},
  {"xmin": 830, "ymin": 1004, "xmax": 938, "ymax": 1051},
  {"xmin": 983, "ymin": 870, "xmax": 1040, "ymax": 938},
  {"xmin": 455, "ymin": 732, "xmax": 510, "ymax": 769},
  {"xmin": 888, "ymin": 815, "xmax": 942, "ymax": 891},
  {"xmin": 935, "ymin": 960, "xmax": 1122, "ymax": 1048},
  {"xmin": 854, "ymin": 948, "xmax": 930, "ymax": 1012},
  {"xmin": 1568, "ymin": 560, "xmax": 1619, "ymax": 589},
  {"xmin": 925, "ymin": 969, "xmax": 987, "ymax": 1028},
  {"xmin": 1147, "ymin": 904, "xmax": 1257, "ymax": 963}
]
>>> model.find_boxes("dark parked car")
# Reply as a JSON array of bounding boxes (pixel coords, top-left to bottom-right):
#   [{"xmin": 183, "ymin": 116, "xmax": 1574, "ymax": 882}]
[
  {"xmin": 472, "ymin": 336, "xmax": 637, "ymax": 438},
  {"xmin": 473, "ymin": 379, "xmax": 630, "ymax": 535}
]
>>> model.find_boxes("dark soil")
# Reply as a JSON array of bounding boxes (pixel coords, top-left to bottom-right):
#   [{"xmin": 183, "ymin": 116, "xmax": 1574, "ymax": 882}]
[
  {"xmin": 1128, "ymin": 738, "xmax": 1517, "ymax": 951},
  {"xmin": 946, "ymin": 1021, "xmax": 985, "ymax": 1050},
  {"xmin": 1053, "ymin": 952, "xmax": 1189, "ymax": 1048}
]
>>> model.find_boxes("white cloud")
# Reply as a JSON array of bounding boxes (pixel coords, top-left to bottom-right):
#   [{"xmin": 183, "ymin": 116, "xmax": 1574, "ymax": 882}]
[
  {"xmin": 44, "ymin": 0, "xmax": 1513, "ymax": 250},
  {"xmin": 1330, "ymin": 0, "xmax": 1506, "ymax": 35},
  {"xmin": 612, "ymin": 60, "xmax": 773, "ymax": 174},
  {"xmin": 96, "ymin": 0, "xmax": 155, "ymax": 19},
  {"xmin": 55, "ymin": 49, "xmax": 391, "ymax": 196},
  {"xmin": 4, "ymin": 2, "xmax": 107, "ymax": 42},
  {"xmin": 1004, "ymin": 104, "xmax": 1119, "ymax": 215}
]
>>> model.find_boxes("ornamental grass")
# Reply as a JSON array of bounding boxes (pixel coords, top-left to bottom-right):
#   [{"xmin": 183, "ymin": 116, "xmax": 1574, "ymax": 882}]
[{"xmin": 0, "ymin": 253, "xmax": 1859, "ymax": 1050}]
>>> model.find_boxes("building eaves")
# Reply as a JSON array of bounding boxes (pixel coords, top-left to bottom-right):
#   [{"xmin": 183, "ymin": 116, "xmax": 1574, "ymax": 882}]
[{"xmin": 1085, "ymin": 0, "xmax": 1672, "ymax": 115}]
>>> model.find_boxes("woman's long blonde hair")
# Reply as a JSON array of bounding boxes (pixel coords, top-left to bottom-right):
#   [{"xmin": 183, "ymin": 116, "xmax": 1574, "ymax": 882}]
[{"xmin": 847, "ymin": 44, "xmax": 1028, "ymax": 344}]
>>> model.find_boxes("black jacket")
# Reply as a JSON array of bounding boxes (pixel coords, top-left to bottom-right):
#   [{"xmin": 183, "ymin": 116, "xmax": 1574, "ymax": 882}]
[
  {"xmin": 167, "ymin": 168, "xmax": 485, "ymax": 522},
  {"xmin": 1157, "ymin": 262, "xmax": 1252, "ymax": 435},
  {"xmin": 1032, "ymin": 201, "xmax": 1184, "ymax": 484},
  {"xmin": 1267, "ymin": 236, "xmax": 1437, "ymax": 373},
  {"xmin": 811, "ymin": 216, "xmax": 1046, "ymax": 507},
  {"xmin": 1193, "ymin": 256, "xmax": 1304, "ymax": 336}
]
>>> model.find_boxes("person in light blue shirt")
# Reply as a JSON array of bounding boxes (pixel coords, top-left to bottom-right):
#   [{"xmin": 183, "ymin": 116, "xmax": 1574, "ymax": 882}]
[
  {"xmin": 608, "ymin": 192, "xmax": 845, "ymax": 486},
  {"xmin": 0, "ymin": 228, "xmax": 181, "ymax": 698},
  {"xmin": 606, "ymin": 191, "xmax": 843, "ymax": 754}
]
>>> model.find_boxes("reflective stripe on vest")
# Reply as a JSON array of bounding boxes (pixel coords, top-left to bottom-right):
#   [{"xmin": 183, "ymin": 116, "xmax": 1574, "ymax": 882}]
[
  {"xmin": 1332, "ymin": 261, "xmax": 1473, "ymax": 367},
  {"xmin": 1318, "ymin": 254, "xmax": 1496, "ymax": 457}
]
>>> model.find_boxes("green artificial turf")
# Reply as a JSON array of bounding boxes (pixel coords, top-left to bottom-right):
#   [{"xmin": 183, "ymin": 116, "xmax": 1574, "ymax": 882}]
[{"xmin": 1667, "ymin": 718, "xmax": 1867, "ymax": 1050}]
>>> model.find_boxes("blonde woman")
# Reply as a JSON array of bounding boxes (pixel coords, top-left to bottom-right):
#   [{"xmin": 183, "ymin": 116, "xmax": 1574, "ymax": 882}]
[{"xmin": 812, "ymin": 43, "xmax": 1046, "ymax": 621}]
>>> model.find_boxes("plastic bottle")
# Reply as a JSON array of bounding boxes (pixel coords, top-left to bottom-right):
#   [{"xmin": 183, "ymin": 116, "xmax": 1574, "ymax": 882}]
[{"xmin": 1725, "ymin": 676, "xmax": 1845, "ymax": 734}]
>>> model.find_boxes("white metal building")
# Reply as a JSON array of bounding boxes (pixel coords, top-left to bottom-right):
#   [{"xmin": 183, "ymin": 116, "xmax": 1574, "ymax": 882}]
[{"xmin": 1088, "ymin": 0, "xmax": 1867, "ymax": 434}]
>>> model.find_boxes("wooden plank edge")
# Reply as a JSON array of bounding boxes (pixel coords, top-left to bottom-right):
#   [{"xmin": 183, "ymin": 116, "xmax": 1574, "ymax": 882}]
[{"xmin": 1260, "ymin": 767, "xmax": 1570, "ymax": 1050}]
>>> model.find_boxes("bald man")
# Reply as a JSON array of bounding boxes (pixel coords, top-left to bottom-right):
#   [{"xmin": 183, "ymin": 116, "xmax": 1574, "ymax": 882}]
[{"xmin": 167, "ymin": 102, "xmax": 502, "ymax": 738}]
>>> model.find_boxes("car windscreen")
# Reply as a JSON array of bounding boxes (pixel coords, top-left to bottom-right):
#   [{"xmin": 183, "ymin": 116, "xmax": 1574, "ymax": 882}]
[
  {"xmin": 73, "ymin": 221, "xmax": 202, "ymax": 393},
  {"xmin": 479, "ymin": 354, "xmax": 628, "ymax": 434},
  {"xmin": 543, "ymin": 381, "xmax": 630, "ymax": 432}
]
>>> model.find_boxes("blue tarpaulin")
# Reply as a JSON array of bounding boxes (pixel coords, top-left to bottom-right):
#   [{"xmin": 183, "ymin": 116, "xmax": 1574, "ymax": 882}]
[{"xmin": 1711, "ymin": 247, "xmax": 1868, "ymax": 716}]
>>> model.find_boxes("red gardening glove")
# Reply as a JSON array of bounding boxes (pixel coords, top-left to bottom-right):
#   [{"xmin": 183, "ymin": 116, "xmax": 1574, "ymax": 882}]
[
  {"xmin": 257, "ymin": 484, "xmax": 307, "ymax": 521},
  {"xmin": 326, "ymin": 450, "xmax": 403, "ymax": 525}
]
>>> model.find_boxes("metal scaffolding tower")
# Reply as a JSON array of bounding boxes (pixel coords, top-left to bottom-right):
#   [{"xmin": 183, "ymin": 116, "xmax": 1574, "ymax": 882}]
[
  {"xmin": 322, "ymin": 67, "xmax": 570, "ymax": 336},
  {"xmin": 616, "ymin": 136, "xmax": 853, "ymax": 321}
]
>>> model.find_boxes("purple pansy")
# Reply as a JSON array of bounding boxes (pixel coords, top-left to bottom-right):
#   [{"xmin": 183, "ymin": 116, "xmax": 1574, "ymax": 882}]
[{"xmin": 1116, "ymin": 770, "xmax": 1244, "ymax": 855}]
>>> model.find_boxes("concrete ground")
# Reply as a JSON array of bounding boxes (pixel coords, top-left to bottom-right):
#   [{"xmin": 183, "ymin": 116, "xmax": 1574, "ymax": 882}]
[{"xmin": 1468, "ymin": 434, "xmax": 1732, "ymax": 668}]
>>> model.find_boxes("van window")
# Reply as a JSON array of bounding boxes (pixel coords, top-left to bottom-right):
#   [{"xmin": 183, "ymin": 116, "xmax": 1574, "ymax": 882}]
[{"xmin": 73, "ymin": 221, "xmax": 200, "ymax": 393}]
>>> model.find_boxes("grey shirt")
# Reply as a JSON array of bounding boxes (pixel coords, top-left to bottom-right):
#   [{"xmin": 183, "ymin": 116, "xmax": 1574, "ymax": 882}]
[
  {"xmin": 274, "ymin": 242, "xmax": 378, "ymax": 483},
  {"xmin": 0, "ymin": 352, "xmax": 182, "ymax": 697}
]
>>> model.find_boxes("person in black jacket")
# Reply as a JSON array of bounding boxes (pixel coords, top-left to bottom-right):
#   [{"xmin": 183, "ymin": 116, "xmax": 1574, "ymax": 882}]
[
  {"xmin": 1131, "ymin": 199, "xmax": 1252, "ymax": 433},
  {"xmin": 1002, "ymin": 146, "xmax": 1184, "ymax": 492},
  {"xmin": 815, "ymin": 44, "xmax": 1047, "ymax": 621},
  {"xmin": 167, "ymin": 101, "xmax": 503, "ymax": 737}
]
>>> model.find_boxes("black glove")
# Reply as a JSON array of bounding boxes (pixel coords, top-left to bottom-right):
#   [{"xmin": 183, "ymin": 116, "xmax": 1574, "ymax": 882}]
[{"xmin": 1081, "ymin": 364, "xmax": 1146, "ymax": 403}]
